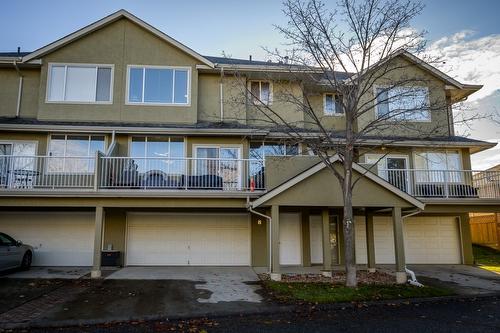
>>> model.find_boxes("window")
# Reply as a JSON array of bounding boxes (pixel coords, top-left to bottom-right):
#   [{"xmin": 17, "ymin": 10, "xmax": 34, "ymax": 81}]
[
  {"xmin": 249, "ymin": 142, "xmax": 299, "ymax": 160},
  {"xmin": 249, "ymin": 81, "xmax": 272, "ymax": 105},
  {"xmin": 375, "ymin": 86, "xmax": 430, "ymax": 121},
  {"xmin": 47, "ymin": 64, "xmax": 113, "ymax": 103},
  {"xmin": 48, "ymin": 135, "xmax": 105, "ymax": 173},
  {"xmin": 324, "ymin": 93, "xmax": 343, "ymax": 116},
  {"xmin": 130, "ymin": 136, "xmax": 185, "ymax": 174},
  {"xmin": 414, "ymin": 150, "xmax": 462, "ymax": 182},
  {"xmin": 127, "ymin": 66, "xmax": 190, "ymax": 105}
]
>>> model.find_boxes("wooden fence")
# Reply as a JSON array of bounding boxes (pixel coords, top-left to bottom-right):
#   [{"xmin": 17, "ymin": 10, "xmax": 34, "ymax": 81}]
[{"xmin": 470, "ymin": 213, "xmax": 500, "ymax": 249}]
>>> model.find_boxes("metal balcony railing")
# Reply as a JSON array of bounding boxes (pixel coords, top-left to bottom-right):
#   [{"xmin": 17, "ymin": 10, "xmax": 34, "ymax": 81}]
[
  {"xmin": 0, "ymin": 155, "xmax": 266, "ymax": 192},
  {"xmin": 362, "ymin": 166, "xmax": 500, "ymax": 199}
]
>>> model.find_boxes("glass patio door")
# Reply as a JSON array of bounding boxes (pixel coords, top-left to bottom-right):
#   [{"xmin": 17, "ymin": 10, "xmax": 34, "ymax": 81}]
[
  {"xmin": 0, "ymin": 144, "xmax": 13, "ymax": 187},
  {"xmin": 386, "ymin": 157, "xmax": 409, "ymax": 193},
  {"xmin": 195, "ymin": 147, "xmax": 241, "ymax": 190}
]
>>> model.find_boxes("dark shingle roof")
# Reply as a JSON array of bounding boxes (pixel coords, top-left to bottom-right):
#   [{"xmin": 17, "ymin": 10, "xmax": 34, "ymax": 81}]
[{"xmin": 0, "ymin": 52, "xmax": 31, "ymax": 58}]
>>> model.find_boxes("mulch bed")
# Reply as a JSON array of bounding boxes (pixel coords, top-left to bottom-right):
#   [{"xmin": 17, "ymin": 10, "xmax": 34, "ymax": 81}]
[{"xmin": 259, "ymin": 270, "xmax": 395, "ymax": 284}]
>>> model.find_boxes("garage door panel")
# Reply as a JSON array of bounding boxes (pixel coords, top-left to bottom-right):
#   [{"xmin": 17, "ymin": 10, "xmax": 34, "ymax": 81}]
[
  {"xmin": 279, "ymin": 213, "xmax": 302, "ymax": 265},
  {"xmin": 0, "ymin": 212, "xmax": 94, "ymax": 266},
  {"xmin": 126, "ymin": 213, "xmax": 250, "ymax": 266}
]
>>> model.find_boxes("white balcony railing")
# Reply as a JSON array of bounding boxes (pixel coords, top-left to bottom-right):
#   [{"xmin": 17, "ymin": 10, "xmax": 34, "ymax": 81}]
[
  {"xmin": 373, "ymin": 168, "xmax": 500, "ymax": 199},
  {"xmin": 0, "ymin": 155, "xmax": 96, "ymax": 190},
  {"xmin": 99, "ymin": 156, "xmax": 265, "ymax": 191},
  {"xmin": 0, "ymin": 155, "xmax": 265, "ymax": 192}
]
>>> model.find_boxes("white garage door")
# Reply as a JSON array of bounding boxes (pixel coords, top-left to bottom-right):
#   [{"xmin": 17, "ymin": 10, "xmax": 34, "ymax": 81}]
[
  {"xmin": 0, "ymin": 212, "xmax": 94, "ymax": 266},
  {"xmin": 279, "ymin": 213, "xmax": 302, "ymax": 265},
  {"xmin": 126, "ymin": 213, "xmax": 250, "ymax": 266},
  {"xmin": 405, "ymin": 216, "xmax": 461, "ymax": 264},
  {"xmin": 355, "ymin": 216, "xmax": 461, "ymax": 264}
]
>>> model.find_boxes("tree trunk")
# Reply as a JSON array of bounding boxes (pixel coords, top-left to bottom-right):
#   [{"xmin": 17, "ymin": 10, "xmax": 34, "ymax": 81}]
[{"xmin": 343, "ymin": 162, "xmax": 357, "ymax": 287}]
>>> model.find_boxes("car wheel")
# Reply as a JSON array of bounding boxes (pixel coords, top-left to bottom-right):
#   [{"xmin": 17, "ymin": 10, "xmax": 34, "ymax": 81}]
[{"xmin": 21, "ymin": 251, "xmax": 32, "ymax": 270}]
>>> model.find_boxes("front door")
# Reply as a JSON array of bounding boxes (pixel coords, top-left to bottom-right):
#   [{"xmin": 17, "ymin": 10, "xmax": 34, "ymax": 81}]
[{"xmin": 386, "ymin": 157, "xmax": 409, "ymax": 192}]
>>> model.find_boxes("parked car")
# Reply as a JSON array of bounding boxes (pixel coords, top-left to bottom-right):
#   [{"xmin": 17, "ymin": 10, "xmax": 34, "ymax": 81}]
[{"xmin": 0, "ymin": 232, "xmax": 33, "ymax": 271}]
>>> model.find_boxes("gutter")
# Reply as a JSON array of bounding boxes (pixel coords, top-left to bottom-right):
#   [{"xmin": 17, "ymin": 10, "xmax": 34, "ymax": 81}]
[
  {"xmin": 402, "ymin": 208, "xmax": 424, "ymax": 287},
  {"xmin": 13, "ymin": 59, "xmax": 23, "ymax": 117},
  {"xmin": 220, "ymin": 67, "xmax": 224, "ymax": 122},
  {"xmin": 247, "ymin": 197, "xmax": 272, "ymax": 273}
]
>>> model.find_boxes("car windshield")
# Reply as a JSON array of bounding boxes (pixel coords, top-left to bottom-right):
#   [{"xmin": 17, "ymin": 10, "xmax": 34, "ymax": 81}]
[{"xmin": 0, "ymin": 233, "xmax": 16, "ymax": 245}]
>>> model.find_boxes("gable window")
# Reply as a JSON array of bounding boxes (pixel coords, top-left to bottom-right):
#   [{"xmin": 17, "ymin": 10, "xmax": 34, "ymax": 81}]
[
  {"xmin": 324, "ymin": 93, "xmax": 343, "ymax": 116},
  {"xmin": 48, "ymin": 135, "xmax": 105, "ymax": 173},
  {"xmin": 47, "ymin": 64, "xmax": 113, "ymax": 103},
  {"xmin": 249, "ymin": 81, "xmax": 272, "ymax": 105},
  {"xmin": 375, "ymin": 86, "xmax": 430, "ymax": 121},
  {"xmin": 127, "ymin": 66, "xmax": 190, "ymax": 105}
]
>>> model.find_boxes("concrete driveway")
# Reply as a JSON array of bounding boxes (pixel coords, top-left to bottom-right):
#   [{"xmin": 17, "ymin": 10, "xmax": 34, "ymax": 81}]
[
  {"xmin": 106, "ymin": 266, "xmax": 263, "ymax": 303},
  {"xmin": 409, "ymin": 265, "xmax": 500, "ymax": 295}
]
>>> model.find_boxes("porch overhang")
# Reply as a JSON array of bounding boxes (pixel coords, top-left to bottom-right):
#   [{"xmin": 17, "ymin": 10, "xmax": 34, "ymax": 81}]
[{"xmin": 250, "ymin": 156, "xmax": 424, "ymax": 210}]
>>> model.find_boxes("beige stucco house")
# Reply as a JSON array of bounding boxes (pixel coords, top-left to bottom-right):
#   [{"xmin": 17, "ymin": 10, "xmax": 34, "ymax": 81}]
[{"xmin": 0, "ymin": 10, "xmax": 498, "ymax": 283}]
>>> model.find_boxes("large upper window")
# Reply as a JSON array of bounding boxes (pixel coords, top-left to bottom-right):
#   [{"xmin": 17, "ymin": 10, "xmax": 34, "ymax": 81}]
[
  {"xmin": 324, "ymin": 93, "xmax": 344, "ymax": 116},
  {"xmin": 249, "ymin": 81, "xmax": 272, "ymax": 105},
  {"xmin": 127, "ymin": 66, "xmax": 190, "ymax": 105},
  {"xmin": 48, "ymin": 135, "xmax": 105, "ymax": 173},
  {"xmin": 375, "ymin": 86, "xmax": 430, "ymax": 121},
  {"xmin": 47, "ymin": 64, "xmax": 113, "ymax": 103},
  {"xmin": 130, "ymin": 136, "xmax": 185, "ymax": 174}
]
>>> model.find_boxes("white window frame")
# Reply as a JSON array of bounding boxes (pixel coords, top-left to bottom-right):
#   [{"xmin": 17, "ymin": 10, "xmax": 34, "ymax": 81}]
[
  {"xmin": 248, "ymin": 80, "xmax": 273, "ymax": 106},
  {"xmin": 323, "ymin": 93, "xmax": 344, "ymax": 116},
  {"xmin": 125, "ymin": 65, "xmax": 192, "ymax": 106},
  {"xmin": 127, "ymin": 136, "xmax": 187, "ymax": 158},
  {"xmin": 45, "ymin": 63, "xmax": 114, "ymax": 104},
  {"xmin": 249, "ymin": 141, "xmax": 301, "ymax": 160},
  {"xmin": 46, "ymin": 134, "xmax": 107, "ymax": 175},
  {"xmin": 413, "ymin": 149, "xmax": 463, "ymax": 171},
  {"xmin": 373, "ymin": 85, "xmax": 431, "ymax": 123}
]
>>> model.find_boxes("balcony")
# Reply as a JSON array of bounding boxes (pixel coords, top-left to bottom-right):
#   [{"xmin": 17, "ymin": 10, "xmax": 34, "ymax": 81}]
[
  {"xmin": 363, "ymin": 167, "xmax": 500, "ymax": 199},
  {"xmin": 0, "ymin": 155, "xmax": 265, "ymax": 193}
]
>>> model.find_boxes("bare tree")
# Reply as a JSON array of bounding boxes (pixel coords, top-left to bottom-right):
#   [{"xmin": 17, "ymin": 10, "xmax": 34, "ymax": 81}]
[{"xmin": 224, "ymin": 0, "xmax": 477, "ymax": 287}]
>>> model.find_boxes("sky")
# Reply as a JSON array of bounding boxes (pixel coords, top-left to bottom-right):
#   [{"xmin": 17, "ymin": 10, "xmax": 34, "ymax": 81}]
[{"xmin": 0, "ymin": 0, "xmax": 499, "ymax": 168}]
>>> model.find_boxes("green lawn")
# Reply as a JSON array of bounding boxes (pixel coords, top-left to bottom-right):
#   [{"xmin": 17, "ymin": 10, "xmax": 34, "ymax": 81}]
[
  {"xmin": 264, "ymin": 281, "xmax": 453, "ymax": 304},
  {"xmin": 473, "ymin": 245, "xmax": 500, "ymax": 274}
]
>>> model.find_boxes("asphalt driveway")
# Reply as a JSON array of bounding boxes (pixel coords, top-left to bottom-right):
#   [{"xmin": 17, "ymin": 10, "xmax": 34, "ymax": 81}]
[{"xmin": 409, "ymin": 265, "xmax": 500, "ymax": 295}]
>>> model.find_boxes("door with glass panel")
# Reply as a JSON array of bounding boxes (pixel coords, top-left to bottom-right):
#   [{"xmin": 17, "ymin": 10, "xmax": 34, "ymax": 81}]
[
  {"xmin": 386, "ymin": 157, "xmax": 409, "ymax": 193},
  {"xmin": 195, "ymin": 147, "xmax": 241, "ymax": 190},
  {"xmin": 0, "ymin": 144, "xmax": 12, "ymax": 187}
]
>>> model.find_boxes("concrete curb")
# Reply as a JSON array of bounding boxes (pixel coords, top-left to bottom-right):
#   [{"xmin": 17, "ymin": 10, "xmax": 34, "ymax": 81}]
[{"xmin": 1, "ymin": 292, "xmax": 499, "ymax": 330}]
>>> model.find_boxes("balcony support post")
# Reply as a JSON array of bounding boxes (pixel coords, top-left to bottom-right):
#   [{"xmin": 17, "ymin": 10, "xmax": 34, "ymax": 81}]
[
  {"xmin": 91, "ymin": 206, "xmax": 104, "ymax": 279},
  {"xmin": 392, "ymin": 206, "xmax": 406, "ymax": 284}
]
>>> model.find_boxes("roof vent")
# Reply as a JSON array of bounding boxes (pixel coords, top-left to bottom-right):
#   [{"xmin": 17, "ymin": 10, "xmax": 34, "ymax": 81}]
[
  {"xmin": 17, "ymin": 47, "xmax": 20, "ymax": 56},
  {"xmin": 249, "ymin": 55, "xmax": 252, "ymax": 62}
]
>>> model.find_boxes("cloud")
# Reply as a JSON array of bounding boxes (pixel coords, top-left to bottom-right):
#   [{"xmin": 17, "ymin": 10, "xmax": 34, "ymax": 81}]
[{"xmin": 426, "ymin": 31, "xmax": 500, "ymax": 100}]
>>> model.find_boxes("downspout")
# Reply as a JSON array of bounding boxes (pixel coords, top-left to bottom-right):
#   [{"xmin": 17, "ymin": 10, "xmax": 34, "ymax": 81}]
[
  {"xmin": 13, "ymin": 59, "xmax": 23, "ymax": 118},
  {"xmin": 247, "ymin": 197, "xmax": 272, "ymax": 273},
  {"xmin": 402, "ymin": 208, "xmax": 424, "ymax": 287},
  {"xmin": 219, "ymin": 66, "xmax": 224, "ymax": 122}
]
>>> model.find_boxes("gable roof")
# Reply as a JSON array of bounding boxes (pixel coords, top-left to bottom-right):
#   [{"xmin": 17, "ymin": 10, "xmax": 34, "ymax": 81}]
[
  {"xmin": 348, "ymin": 49, "xmax": 482, "ymax": 91},
  {"xmin": 21, "ymin": 10, "xmax": 214, "ymax": 67},
  {"xmin": 250, "ymin": 155, "xmax": 425, "ymax": 209}
]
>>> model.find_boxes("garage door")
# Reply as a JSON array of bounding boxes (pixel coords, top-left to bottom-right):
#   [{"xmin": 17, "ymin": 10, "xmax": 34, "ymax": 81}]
[
  {"xmin": 126, "ymin": 213, "xmax": 250, "ymax": 266},
  {"xmin": 405, "ymin": 216, "xmax": 461, "ymax": 264},
  {"xmin": 0, "ymin": 212, "xmax": 94, "ymax": 266},
  {"xmin": 355, "ymin": 216, "xmax": 461, "ymax": 264}
]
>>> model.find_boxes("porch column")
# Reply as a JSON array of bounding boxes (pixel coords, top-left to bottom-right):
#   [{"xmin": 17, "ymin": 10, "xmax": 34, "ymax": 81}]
[
  {"xmin": 270, "ymin": 205, "xmax": 281, "ymax": 281},
  {"xmin": 321, "ymin": 208, "xmax": 332, "ymax": 277},
  {"xmin": 365, "ymin": 210, "xmax": 376, "ymax": 273},
  {"xmin": 458, "ymin": 214, "xmax": 474, "ymax": 265},
  {"xmin": 91, "ymin": 206, "xmax": 104, "ymax": 279},
  {"xmin": 392, "ymin": 207, "xmax": 406, "ymax": 284},
  {"xmin": 301, "ymin": 209, "xmax": 311, "ymax": 267}
]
